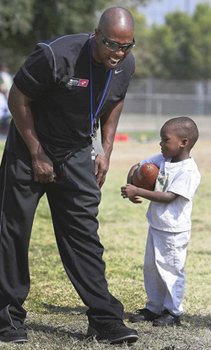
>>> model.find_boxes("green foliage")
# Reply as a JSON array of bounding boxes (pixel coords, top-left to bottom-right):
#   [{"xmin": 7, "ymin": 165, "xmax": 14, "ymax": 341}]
[
  {"xmin": 148, "ymin": 3, "xmax": 211, "ymax": 79},
  {"xmin": 0, "ymin": 0, "xmax": 33, "ymax": 38},
  {"xmin": 128, "ymin": 8, "xmax": 151, "ymax": 78},
  {"xmin": 0, "ymin": 0, "xmax": 106, "ymax": 73}
]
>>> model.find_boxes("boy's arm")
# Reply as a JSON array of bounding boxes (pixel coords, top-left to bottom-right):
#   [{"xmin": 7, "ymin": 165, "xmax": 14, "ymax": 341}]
[
  {"xmin": 121, "ymin": 184, "xmax": 178, "ymax": 203},
  {"xmin": 127, "ymin": 163, "xmax": 139, "ymax": 184}
]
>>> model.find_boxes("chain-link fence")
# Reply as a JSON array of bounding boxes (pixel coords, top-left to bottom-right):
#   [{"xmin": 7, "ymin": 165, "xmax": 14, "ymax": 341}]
[
  {"xmin": 119, "ymin": 78, "xmax": 211, "ymax": 140},
  {"xmin": 123, "ymin": 78, "xmax": 211, "ymax": 116}
]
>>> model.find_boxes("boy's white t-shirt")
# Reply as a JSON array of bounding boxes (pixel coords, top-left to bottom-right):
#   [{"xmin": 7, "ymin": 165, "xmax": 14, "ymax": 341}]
[{"xmin": 139, "ymin": 154, "xmax": 201, "ymax": 232}]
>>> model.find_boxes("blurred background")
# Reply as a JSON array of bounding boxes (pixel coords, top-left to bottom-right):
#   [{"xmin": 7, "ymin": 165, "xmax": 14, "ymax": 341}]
[{"xmin": 0, "ymin": 0, "xmax": 211, "ymax": 138}]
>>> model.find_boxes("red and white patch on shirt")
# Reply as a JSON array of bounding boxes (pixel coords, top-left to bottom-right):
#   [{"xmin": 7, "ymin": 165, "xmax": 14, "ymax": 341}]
[{"xmin": 66, "ymin": 78, "xmax": 89, "ymax": 87}]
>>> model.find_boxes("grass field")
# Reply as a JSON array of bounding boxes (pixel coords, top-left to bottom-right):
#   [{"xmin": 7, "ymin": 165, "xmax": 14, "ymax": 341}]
[{"xmin": 0, "ymin": 127, "xmax": 210, "ymax": 349}]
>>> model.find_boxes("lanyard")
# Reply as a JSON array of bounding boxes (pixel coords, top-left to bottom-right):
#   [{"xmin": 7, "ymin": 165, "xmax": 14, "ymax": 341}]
[{"xmin": 89, "ymin": 38, "xmax": 112, "ymax": 136}]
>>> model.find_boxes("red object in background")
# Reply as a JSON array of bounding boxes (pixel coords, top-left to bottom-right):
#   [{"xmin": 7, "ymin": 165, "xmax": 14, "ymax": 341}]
[{"xmin": 114, "ymin": 133, "xmax": 129, "ymax": 142}]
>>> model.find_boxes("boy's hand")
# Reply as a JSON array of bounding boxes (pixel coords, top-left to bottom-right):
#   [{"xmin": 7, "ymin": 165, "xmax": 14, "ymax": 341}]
[{"xmin": 121, "ymin": 184, "xmax": 142, "ymax": 204}]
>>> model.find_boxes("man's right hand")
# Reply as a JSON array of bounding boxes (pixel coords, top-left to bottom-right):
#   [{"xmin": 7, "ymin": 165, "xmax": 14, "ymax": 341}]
[
  {"xmin": 8, "ymin": 84, "xmax": 55, "ymax": 184},
  {"xmin": 31, "ymin": 150, "xmax": 54, "ymax": 183}
]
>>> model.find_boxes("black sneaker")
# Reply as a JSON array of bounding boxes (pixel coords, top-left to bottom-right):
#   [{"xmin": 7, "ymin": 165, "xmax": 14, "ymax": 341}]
[
  {"xmin": 87, "ymin": 322, "xmax": 138, "ymax": 344},
  {"xmin": 0, "ymin": 328, "xmax": 28, "ymax": 343},
  {"xmin": 129, "ymin": 308, "xmax": 158, "ymax": 323},
  {"xmin": 153, "ymin": 310, "xmax": 181, "ymax": 327}
]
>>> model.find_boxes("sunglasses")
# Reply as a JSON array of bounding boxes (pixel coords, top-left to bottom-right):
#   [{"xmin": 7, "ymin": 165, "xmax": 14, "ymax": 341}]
[{"xmin": 98, "ymin": 29, "xmax": 135, "ymax": 52}]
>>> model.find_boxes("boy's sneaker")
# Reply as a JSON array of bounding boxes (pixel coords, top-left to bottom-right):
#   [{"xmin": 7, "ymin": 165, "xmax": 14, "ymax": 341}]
[
  {"xmin": 0, "ymin": 328, "xmax": 28, "ymax": 343},
  {"xmin": 153, "ymin": 310, "xmax": 181, "ymax": 327},
  {"xmin": 129, "ymin": 308, "xmax": 158, "ymax": 323},
  {"xmin": 86, "ymin": 322, "xmax": 138, "ymax": 344}
]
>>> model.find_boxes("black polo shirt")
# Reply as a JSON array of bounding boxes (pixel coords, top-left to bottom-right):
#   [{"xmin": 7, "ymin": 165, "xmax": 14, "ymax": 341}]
[{"xmin": 9, "ymin": 33, "xmax": 135, "ymax": 162}]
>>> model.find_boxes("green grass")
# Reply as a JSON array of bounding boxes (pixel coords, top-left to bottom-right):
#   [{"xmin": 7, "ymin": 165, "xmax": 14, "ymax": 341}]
[
  {"xmin": 0, "ymin": 141, "xmax": 5, "ymax": 154},
  {"xmin": 0, "ymin": 139, "xmax": 210, "ymax": 350}
]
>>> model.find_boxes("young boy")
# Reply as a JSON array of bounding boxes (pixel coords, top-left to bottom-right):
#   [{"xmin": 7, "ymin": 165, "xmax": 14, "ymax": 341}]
[{"xmin": 121, "ymin": 116, "xmax": 201, "ymax": 327}]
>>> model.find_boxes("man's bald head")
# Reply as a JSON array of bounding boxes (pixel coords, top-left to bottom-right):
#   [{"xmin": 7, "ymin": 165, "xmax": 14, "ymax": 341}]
[{"xmin": 98, "ymin": 7, "xmax": 134, "ymax": 33}]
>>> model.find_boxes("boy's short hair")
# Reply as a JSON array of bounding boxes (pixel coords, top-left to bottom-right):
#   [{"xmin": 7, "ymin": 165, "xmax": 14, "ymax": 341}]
[{"xmin": 163, "ymin": 116, "xmax": 199, "ymax": 149}]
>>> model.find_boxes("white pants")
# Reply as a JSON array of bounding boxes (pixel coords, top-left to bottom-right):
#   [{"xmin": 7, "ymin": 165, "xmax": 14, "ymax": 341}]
[{"xmin": 144, "ymin": 226, "xmax": 191, "ymax": 316}]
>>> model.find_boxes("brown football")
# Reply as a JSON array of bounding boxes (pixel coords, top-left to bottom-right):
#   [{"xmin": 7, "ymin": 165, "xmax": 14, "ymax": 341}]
[{"xmin": 132, "ymin": 163, "xmax": 159, "ymax": 191}]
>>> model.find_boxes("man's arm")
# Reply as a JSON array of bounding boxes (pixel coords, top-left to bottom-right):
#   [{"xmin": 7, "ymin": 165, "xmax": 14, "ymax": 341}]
[
  {"xmin": 8, "ymin": 84, "xmax": 54, "ymax": 183},
  {"xmin": 95, "ymin": 100, "xmax": 124, "ymax": 188}
]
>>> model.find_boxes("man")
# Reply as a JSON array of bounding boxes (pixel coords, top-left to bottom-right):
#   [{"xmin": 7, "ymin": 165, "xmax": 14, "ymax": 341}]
[{"xmin": 0, "ymin": 6, "xmax": 138, "ymax": 345}]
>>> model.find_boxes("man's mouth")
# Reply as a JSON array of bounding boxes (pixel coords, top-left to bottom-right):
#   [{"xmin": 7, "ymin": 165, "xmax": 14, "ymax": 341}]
[{"xmin": 108, "ymin": 57, "xmax": 121, "ymax": 67}]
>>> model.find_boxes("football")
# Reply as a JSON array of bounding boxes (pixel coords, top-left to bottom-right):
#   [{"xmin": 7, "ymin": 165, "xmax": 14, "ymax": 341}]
[{"xmin": 131, "ymin": 163, "xmax": 159, "ymax": 191}]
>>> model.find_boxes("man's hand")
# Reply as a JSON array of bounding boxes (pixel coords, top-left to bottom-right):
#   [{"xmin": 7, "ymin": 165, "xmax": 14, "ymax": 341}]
[
  {"xmin": 95, "ymin": 154, "xmax": 109, "ymax": 188},
  {"xmin": 8, "ymin": 84, "xmax": 54, "ymax": 184},
  {"xmin": 121, "ymin": 184, "xmax": 142, "ymax": 204},
  {"xmin": 31, "ymin": 150, "xmax": 54, "ymax": 183}
]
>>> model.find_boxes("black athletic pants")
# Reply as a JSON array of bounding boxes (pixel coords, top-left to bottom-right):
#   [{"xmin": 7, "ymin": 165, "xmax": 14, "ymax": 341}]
[{"xmin": 0, "ymin": 144, "xmax": 123, "ymax": 332}]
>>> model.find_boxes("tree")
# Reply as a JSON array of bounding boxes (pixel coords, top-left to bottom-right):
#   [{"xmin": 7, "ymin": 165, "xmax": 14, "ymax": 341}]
[
  {"xmin": 126, "ymin": 8, "xmax": 150, "ymax": 78},
  {"xmin": 147, "ymin": 3, "xmax": 211, "ymax": 79},
  {"xmin": 0, "ymin": 0, "xmax": 105, "ymax": 73},
  {"xmin": 193, "ymin": 3, "xmax": 211, "ymax": 78}
]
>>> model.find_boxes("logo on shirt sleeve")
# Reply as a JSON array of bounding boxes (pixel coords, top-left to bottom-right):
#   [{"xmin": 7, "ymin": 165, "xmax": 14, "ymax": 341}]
[
  {"xmin": 66, "ymin": 78, "xmax": 89, "ymax": 88},
  {"xmin": 154, "ymin": 172, "xmax": 169, "ymax": 192}
]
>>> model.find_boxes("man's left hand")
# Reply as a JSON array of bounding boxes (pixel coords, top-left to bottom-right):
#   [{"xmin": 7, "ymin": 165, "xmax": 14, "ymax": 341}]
[{"xmin": 95, "ymin": 154, "xmax": 109, "ymax": 188}]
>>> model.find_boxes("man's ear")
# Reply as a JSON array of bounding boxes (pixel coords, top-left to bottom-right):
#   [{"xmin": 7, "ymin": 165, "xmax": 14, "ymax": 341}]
[{"xmin": 95, "ymin": 28, "xmax": 100, "ymax": 41}]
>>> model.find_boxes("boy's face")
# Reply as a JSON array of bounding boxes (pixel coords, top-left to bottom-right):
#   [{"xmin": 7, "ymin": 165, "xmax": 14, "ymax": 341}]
[{"xmin": 160, "ymin": 124, "xmax": 187, "ymax": 162}]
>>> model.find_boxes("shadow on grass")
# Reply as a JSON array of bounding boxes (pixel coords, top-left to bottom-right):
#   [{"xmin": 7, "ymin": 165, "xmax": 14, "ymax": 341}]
[
  {"xmin": 123, "ymin": 311, "xmax": 211, "ymax": 329},
  {"xmin": 26, "ymin": 322, "xmax": 85, "ymax": 341},
  {"xmin": 184, "ymin": 313, "xmax": 211, "ymax": 329},
  {"xmin": 26, "ymin": 303, "xmax": 88, "ymax": 340},
  {"xmin": 42, "ymin": 302, "xmax": 87, "ymax": 315}
]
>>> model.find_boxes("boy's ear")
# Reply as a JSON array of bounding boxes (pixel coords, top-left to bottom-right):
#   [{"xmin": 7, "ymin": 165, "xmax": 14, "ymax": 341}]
[{"xmin": 181, "ymin": 138, "xmax": 189, "ymax": 148}]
